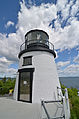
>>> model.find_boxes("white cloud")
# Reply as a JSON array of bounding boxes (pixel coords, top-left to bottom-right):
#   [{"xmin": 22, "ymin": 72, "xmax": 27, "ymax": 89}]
[
  {"xmin": 73, "ymin": 53, "xmax": 79, "ymax": 64},
  {"xmin": 56, "ymin": 0, "xmax": 67, "ymax": 11},
  {"xmin": 17, "ymin": 0, "xmax": 79, "ymax": 51},
  {"xmin": 0, "ymin": 0, "xmax": 79, "ymax": 76},
  {"xmin": 0, "ymin": 32, "xmax": 20, "ymax": 62},
  {"xmin": 57, "ymin": 64, "xmax": 79, "ymax": 77},
  {"xmin": 56, "ymin": 0, "xmax": 72, "ymax": 21},
  {"xmin": 56, "ymin": 59, "xmax": 79, "ymax": 77},
  {"xmin": 5, "ymin": 21, "xmax": 14, "ymax": 28},
  {"xmin": 57, "ymin": 61, "xmax": 70, "ymax": 68},
  {"xmin": 64, "ymin": 64, "xmax": 79, "ymax": 76},
  {"xmin": 0, "ymin": 67, "xmax": 17, "ymax": 77},
  {"xmin": 71, "ymin": 0, "xmax": 79, "ymax": 17},
  {"xmin": 0, "ymin": 57, "xmax": 17, "ymax": 77},
  {"xmin": 53, "ymin": 19, "xmax": 79, "ymax": 50},
  {"xmin": 0, "ymin": 57, "xmax": 12, "ymax": 64},
  {"xmin": 17, "ymin": 1, "xmax": 57, "ymax": 38}
]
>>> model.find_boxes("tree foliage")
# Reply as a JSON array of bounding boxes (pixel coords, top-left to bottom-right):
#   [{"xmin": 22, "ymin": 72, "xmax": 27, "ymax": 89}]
[
  {"xmin": 0, "ymin": 77, "xmax": 15, "ymax": 95},
  {"xmin": 60, "ymin": 83, "xmax": 79, "ymax": 119}
]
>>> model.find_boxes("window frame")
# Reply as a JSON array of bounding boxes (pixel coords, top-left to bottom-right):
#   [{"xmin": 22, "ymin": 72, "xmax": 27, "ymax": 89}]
[{"xmin": 22, "ymin": 56, "xmax": 32, "ymax": 66}]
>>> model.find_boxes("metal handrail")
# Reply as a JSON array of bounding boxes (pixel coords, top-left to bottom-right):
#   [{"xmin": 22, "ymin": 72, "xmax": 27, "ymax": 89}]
[
  {"xmin": 41, "ymin": 100, "xmax": 65, "ymax": 119},
  {"xmin": 44, "ymin": 100, "xmax": 62, "ymax": 103},
  {"xmin": 20, "ymin": 39, "xmax": 54, "ymax": 52},
  {"xmin": 41, "ymin": 88, "xmax": 70, "ymax": 119}
]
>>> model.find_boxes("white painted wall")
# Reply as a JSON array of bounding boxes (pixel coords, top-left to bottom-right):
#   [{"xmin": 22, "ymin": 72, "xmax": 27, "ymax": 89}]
[
  {"xmin": 13, "ymin": 72, "xmax": 19, "ymax": 100},
  {"xmin": 14, "ymin": 51, "xmax": 61, "ymax": 103}
]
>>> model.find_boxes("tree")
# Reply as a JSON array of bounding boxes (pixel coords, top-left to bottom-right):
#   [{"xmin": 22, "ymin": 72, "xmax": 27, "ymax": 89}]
[{"xmin": 2, "ymin": 77, "xmax": 6, "ymax": 83}]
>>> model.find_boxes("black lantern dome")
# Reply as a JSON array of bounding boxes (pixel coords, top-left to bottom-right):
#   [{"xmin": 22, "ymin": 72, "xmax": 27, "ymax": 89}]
[{"xmin": 19, "ymin": 29, "xmax": 56, "ymax": 58}]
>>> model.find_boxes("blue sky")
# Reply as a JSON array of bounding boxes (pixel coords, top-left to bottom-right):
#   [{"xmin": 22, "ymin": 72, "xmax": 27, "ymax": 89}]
[
  {"xmin": 0, "ymin": 0, "xmax": 20, "ymax": 34},
  {"xmin": 0, "ymin": 0, "xmax": 79, "ymax": 77}
]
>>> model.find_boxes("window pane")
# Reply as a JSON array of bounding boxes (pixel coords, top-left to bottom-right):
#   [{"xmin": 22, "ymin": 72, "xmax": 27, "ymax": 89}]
[
  {"xmin": 19, "ymin": 72, "xmax": 30, "ymax": 101},
  {"xmin": 23, "ymin": 57, "xmax": 32, "ymax": 66}
]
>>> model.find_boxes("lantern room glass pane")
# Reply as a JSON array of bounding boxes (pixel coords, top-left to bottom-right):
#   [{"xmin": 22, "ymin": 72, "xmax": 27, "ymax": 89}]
[{"xmin": 26, "ymin": 31, "xmax": 49, "ymax": 45}]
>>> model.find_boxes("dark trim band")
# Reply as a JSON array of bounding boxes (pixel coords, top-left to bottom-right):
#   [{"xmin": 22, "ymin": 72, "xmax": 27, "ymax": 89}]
[
  {"xmin": 18, "ymin": 68, "xmax": 35, "ymax": 72},
  {"xmin": 18, "ymin": 49, "xmax": 56, "ymax": 58}
]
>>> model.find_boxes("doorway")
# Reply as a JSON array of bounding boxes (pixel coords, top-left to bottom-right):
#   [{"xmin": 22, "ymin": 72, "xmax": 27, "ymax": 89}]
[{"xmin": 18, "ymin": 68, "xmax": 34, "ymax": 102}]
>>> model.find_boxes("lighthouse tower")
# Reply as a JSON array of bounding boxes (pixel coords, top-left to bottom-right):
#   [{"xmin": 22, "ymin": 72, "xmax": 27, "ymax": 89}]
[{"xmin": 14, "ymin": 29, "xmax": 61, "ymax": 103}]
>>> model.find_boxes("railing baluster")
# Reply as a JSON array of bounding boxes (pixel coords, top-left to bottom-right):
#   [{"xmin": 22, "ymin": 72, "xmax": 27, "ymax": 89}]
[
  {"xmin": 41, "ymin": 100, "xmax": 50, "ymax": 119},
  {"xmin": 20, "ymin": 39, "xmax": 55, "ymax": 52}
]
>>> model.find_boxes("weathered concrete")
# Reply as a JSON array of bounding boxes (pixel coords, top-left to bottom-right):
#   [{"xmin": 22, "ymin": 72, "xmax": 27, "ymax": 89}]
[
  {"xmin": 0, "ymin": 97, "xmax": 64, "ymax": 119},
  {"xmin": 0, "ymin": 97, "xmax": 41, "ymax": 119}
]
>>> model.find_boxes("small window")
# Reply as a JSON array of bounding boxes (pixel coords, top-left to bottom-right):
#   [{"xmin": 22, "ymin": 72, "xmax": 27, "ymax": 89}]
[{"xmin": 23, "ymin": 56, "xmax": 32, "ymax": 66}]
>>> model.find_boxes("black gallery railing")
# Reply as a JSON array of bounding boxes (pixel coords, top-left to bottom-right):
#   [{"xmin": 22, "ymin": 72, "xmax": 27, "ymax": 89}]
[{"xmin": 20, "ymin": 39, "xmax": 54, "ymax": 52}]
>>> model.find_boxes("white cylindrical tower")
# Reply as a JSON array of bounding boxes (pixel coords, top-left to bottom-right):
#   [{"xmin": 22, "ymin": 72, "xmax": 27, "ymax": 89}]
[{"xmin": 14, "ymin": 29, "xmax": 61, "ymax": 103}]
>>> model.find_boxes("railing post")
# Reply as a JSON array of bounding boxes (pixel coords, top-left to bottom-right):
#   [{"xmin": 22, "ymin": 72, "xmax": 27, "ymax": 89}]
[
  {"xmin": 41, "ymin": 100, "xmax": 50, "ymax": 119},
  {"xmin": 63, "ymin": 96, "xmax": 67, "ymax": 119},
  {"xmin": 65, "ymin": 88, "xmax": 70, "ymax": 119},
  {"xmin": 25, "ymin": 40, "xmax": 27, "ymax": 49},
  {"xmin": 53, "ymin": 44, "xmax": 54, "ymax": 51}
]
